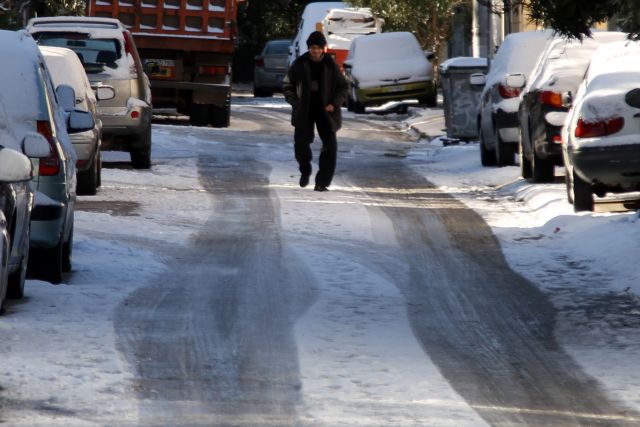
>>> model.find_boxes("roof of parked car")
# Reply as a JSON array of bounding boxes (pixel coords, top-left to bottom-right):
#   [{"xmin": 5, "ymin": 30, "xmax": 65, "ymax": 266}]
[
  {"xmin": 0, "ymin": 30, "xmax": 47, "ymax": 138},
  {"xmin": 27, "ymin": 16, "xmax": 125, "ymax": 30},
  {"xmin": 39, "ymin": 46, "xmax": 96, "ymax": 106}
]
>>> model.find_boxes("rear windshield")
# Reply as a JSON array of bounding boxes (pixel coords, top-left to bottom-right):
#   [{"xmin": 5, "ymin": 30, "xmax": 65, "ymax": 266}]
[
  {"xmin": 32, "ymin": 32, "xmax": 122, "ymax": 74},
  {"xmin": 266, "ymin": 42, "xmax": 290, "ymax": 55}
]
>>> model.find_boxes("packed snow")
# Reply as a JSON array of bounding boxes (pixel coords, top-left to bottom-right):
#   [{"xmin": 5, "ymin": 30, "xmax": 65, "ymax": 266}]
[{"xmin": 1, "ymin": 98, "xmax": 639, "ymax": 425}]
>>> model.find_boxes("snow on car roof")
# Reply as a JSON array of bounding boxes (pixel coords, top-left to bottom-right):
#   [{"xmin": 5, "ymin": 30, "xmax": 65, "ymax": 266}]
[
  {"xmin": 439, "ymin": 57, "xmax": 488, "ymax": 72},
  {"xmin": 485, "ymin": 30, "xmax": 555, "ymax": 88},
  {"xmin": 351, "ymin": 31, "xmax": 423, "ymax": 62},
  {"xmin": 575, "ymin": 40, "xmax": 640, "ymax": 122},
  {"xmin": 527, "ymin": 31, "xmax": 628, "ymax": 93},
  {"xmin": 0, "ymin": 30, "xmax": 46, "ymax": 138},
  {"xmin": 39, "ymin": 45, "xmax": 93, "ymax": 102}
]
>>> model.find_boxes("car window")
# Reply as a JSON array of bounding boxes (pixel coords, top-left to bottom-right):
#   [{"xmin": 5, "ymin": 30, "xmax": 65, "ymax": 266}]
[
  {"xmin": 35, "ymin": 63, "xmax": 55, "ymax": 122},
  {"xmin": 32, "ymin": 32, "xmax": 122, "ymax": 74},
  {"xmin": 266, "ymin": 43, "xmax": 290, "ymax": 55}
]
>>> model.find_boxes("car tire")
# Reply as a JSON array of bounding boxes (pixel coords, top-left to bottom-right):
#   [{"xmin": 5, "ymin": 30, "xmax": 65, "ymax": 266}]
[
  {"xmin": 189, "ymin": 104, "xmax": 209, "ymax": 126},
  {"xmin": 7, "ymin": 225, "xmax": 29, "ymax": 299},
  {"xmin": 0, "ymin": 231, "xmax": 9, "ymax": 314},
  {"xmin": 210, "ymin": 104, "xmax": 231, "ymax": 128},
  {"xmin": 77, "ymin": 155, "xmax": 98, "ymax": 196},
  {"xmin": 479, "ymin": 128, "xmax": 496, "ymax": 167},
  {"xmin": 96, "ymin": 150, "xmax": 102, "ymax": 188},
  {"xmin": 495, "ymin": 129, "xmax": 516, "ymax": 167},
  {"xmin": 565, "ymin": 167, "xmax": 574, "ymax": 205},
  {"xmin": 31, "ymin": 239, "xmax": 63, "ymax": 285},
  {"xmin": 130, "ymin": 129, "xmax": 152, "ymax": 169},
  {"xmin": 418, "ymin": 87, "xmax": 437, "ymax": 107},
  {"xmin": 253, "ymin": 87, "xmax": 272, "ymax": 97},
  {"xmin": 572, "ymin": 169, "xmax": 594, "ymax": 212},
  {"xmin": 62, "ymin": 222, "xmax": 73, "ymax": 273},
  {"xmin": 519, "ymin": 138, "xmax": 532, "ymax": 179},
  {"xmin": 531, "ymin": 147, "xmax": 555, "ymax": 183}
]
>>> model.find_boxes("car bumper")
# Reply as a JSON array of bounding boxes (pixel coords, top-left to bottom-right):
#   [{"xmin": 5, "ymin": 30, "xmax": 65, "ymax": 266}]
[
  {"xmin": 569, "ymin": 145, "xmax": 640, "ymax": 191},
  {"xmin": 356, "ymin": 81, "xmax": 434, "ymax": 106},
  {"xmin": 99, "ymin": 105, "xmax": 152, "ymax": 137},
  {"xmin": 254, "ymin": 68, "xmax": 287, "ymax": 90}
]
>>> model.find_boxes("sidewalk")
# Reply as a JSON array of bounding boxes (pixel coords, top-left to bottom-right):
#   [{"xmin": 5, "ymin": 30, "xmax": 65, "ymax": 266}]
[{"xmin": 405, "ymin": 106, "xmax": 446, "ymax": 142}]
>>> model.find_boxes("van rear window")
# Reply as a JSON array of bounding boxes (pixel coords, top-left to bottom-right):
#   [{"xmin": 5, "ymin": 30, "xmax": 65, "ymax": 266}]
[{"xmin": 32, "ymin": 32, "xmax": 122, "ymax": 74}]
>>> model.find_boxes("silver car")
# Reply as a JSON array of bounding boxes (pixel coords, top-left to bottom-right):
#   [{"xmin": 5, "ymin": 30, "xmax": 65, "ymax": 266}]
[
  {"xmin": 40, "ymin": 46, "xmax": 115, "ymax": 195},
  {"xmin": 254, "ymin": 39, "xmax": 291, "ymax": 97},
  {"xmin": 28, "ymin": 17, "xmax": 153, "ymax": 169}
]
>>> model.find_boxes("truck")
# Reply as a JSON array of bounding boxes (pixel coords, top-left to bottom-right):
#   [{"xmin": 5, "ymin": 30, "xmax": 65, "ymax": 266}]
[{"xmin": 86, "ymin": 0, "xmax": 244, "ymax": 127}]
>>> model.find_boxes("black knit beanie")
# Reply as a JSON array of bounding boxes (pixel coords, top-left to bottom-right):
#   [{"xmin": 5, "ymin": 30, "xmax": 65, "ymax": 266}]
[{"xmin": 306, "ymin": 31, "xmax": 327, "ymax": 48}]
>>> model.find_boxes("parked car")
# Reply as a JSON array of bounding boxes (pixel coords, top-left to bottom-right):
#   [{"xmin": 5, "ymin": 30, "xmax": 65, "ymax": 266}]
[
  {"xmin": 562, "ymin": 40, "xmax": 640, "ymax": 212},
  {"xmin": 516, "ymin": 31, "xmax": 627, "ymax": 183},
  {"xmin": 40, "ymin": 46, "xmax": 116, "ymax": 195},
  {"xmin": 0, "ymin": 99, "xmax": 51, "ymax": 310},
  {"xmin": 343, "ymin": 31, "xmax": 436, "ymax": 113},
  {"xmin": 0, "ymin": 30, "xmax": 95, "ymax": 284},
  {"xmin": 254, "ymin": 40, "xmax": 291, "ymax": 97},
  {"xmin": 288, "ymin": 1, "xmax": 346, "ymax": 65},
  {"xmin": 472, "ymin": 30, "xmax": 554, "ymax": 166},
  {"xmin": 27, "ymin": 17, "xmax": 153, "ymax": 169}
]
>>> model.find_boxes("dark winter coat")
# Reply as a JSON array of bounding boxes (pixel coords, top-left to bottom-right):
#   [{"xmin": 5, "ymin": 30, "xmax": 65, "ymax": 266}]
[{"xmin": 283, "ymin": 52, "xmax": 349, "ymax": 133}]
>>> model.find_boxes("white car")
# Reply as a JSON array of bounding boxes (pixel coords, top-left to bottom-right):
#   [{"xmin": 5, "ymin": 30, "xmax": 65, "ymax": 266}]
[
  {"xmin": 472, "ymin": 30, "xmax": 554, "ymax": 166},
  {"xmin": 39, "ymin": 46, "xmax": 115, "ymax": 195},
  {"xmin": 562, "ymin": 40, "xmax": 640, "ymax": 212},
  {"xmin": 343, "ymin": 31, "xmax": 436, "ymax": 112}
]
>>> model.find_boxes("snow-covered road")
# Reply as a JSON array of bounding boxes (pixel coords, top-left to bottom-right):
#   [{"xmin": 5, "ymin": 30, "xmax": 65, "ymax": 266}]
[{"xmin": 0, "ymin": 96, "xmax": 639, "ymax": 426}]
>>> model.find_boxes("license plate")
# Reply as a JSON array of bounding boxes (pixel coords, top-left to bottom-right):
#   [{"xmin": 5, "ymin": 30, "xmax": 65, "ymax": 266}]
[{"xmin": 383, "ymin": 84, "xmax": 405, "ymax": 93}]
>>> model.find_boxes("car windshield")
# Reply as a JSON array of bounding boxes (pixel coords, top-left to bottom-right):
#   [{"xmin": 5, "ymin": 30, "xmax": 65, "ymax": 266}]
[
  {"xmin": 32, "ymin": 32, "xmax": 122, "ymax": 74},
  {"xmin": 266, "ymin": 43, "xmax": 290, "ymax": 55}
]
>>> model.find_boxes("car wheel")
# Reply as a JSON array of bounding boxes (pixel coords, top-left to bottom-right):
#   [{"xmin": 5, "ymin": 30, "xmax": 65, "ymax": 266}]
[
  {"xmin": 346, "ymin": 95, "xmax": 355, "ymax": 112},
  {"xmin": 31, "ymin": 239, "xmax": 63, "ymax": 285},
  {"xmin": 189, "ymin": 104, "xmax": 209, "ymax": 126},
  {"xmin": 531, "ymin": 147, "xmax": 555, "ymax": 183},
  {"xmin": 572, "ymin": 169, "xmax": 594, "ymax": 212},
  {"xmin": 77, "ymin": 155, "xmax": 98, "ymax": 196},
  {"xmin": 565, "ymin": 167, "xmax": 574, "ymax": 205},
  {"xmin": 7, "ymin": 225, "xmax": 29, "ymax": 299},
  {"xmin": 130, "ymin": 129, "xmax": 152, "ymax": 169},
  {"xmin": 353, "ymin": 100, "xmax": 366, "ymax": 114},
  {"xmin": 479, "ymin": 128, "xmax": 496, "ymax": 167},
  {"xmin": 62, "ymin": 222, "xmax": 73, "ymax": 273},
  {"xmin": 418, "ymin": 86, "xmax": 437, "ymax": 107},
  {"xmin": 210, "ymin": 104, "xmax": 231, "ymax": 128},
  {"xmin": 96, "ymin": 150, "xmax": 102, "ymax": 188},
  {"xmin": 495, "ymin": 129, "xmax": 516, "ymax": 167},
  {"xmin": 519, "ymin": 138, "xmax": 532, "ymax": 179},
  {"xmin": 0, "ymin": 231, "xmax": 9, "ymax": 314}
]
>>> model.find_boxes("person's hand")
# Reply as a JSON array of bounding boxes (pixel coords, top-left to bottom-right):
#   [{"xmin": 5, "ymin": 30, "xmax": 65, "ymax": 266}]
[{"xmin": 325, "ymin": 104, "xmax": 335, "ymax": 113}]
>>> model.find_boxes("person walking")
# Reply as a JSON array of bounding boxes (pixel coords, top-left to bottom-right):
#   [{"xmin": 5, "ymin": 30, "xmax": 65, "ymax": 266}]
[{"xmin": 283, "ymin": 31, "xmax": 349, "ymax": 191}]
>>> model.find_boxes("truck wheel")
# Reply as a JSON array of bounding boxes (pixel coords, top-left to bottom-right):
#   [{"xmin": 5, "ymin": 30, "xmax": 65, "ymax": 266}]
[
  {"xmin": 189, "ymin": 104, "xmax": 209, "ymax": 126},
  {"xmin": 210, "ymin": 105, "xmax": 230, "ymax": 128},
  {"xmin": 130, "ymin": 128, "xmax": 152, "ymax": 169}
]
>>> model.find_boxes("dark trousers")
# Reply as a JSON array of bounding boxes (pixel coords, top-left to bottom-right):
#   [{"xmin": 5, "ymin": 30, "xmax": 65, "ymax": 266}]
[{"xmin": 294, "ymin": 112, "xmax": 337, "ymax": 187}]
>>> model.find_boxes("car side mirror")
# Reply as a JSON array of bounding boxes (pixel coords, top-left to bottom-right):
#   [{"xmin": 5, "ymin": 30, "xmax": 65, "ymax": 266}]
[
  {"xmin": 343, "ymin": 61, "xmax": 353, "ymax": 69},
  {"xmin": 95, "ymin": 85, "xmax": 116, "ymax": 101},
  {"xmin": 505, "ymin": 73, "xmax": 526, "ymax": 89},
  {"xmin": 0, "ymin": 147, "xmax": 33, "ymax": 182},
  {"xmin": 22, "ymin": 133, "xmax": 52, "ymax": 158},
  {"xmin": 56, "ymin": 84, "xmax": 76, "ymax": 112},
  {"xmin": 562, "ymin": 91, "xmax": 573, "ymax": 108},
  {"xmin": 469, "ymin": 73, "xmax": 486, "ymax": 86},
  {"xmin": 424, "ymin": 51, "xmax": 435, "ymax": 61},
  {"xmin": 68, "ymin": 110, "xmax": 95, "ymax": 133},
  {"xmin": 624, "ymin": 88, "xmax": 640, "ymax": 108}
]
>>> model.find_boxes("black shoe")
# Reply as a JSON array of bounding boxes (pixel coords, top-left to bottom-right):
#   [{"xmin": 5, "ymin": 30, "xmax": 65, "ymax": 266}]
[
  {"xmin": 299, "ymin": 174, "xmax": 310, "ymax": 188},
  {"xmin": 314, "ymin": 184, "xmax": 329, "ymax": 192}
]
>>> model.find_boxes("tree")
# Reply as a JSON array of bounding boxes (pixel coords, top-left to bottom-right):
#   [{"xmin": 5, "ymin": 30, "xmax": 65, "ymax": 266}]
[
  {"xmin": 345, "ymin": 0, "xmax": 470, "ymax": 63},
  {"xmin": 514, "ymin": 0, "xmax": 639, "ymax": 40}
]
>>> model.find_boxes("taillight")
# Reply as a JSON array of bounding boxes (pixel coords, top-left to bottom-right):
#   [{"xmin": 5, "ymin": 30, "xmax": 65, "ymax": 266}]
[
  {"xmin": 498, "ymin": 83, "xmax": 521, "ymax": 99},
  {"xmin": 255, "ymin": 57, "xmax": 264, "ymax": 67},
  {"xmin": 539, "ymin": 91, "xmax": 563, "ymax": 107},
  {"xmin": 198, "ymin": 65, "xmax": 229, "ymax": 76},
  {"xmin": 36, "ymin": 120, "xmax": 59, "ymax": 176},
  {"xmin": 575, "ymin": 117, "xmax": 624, "ymax": 138}
]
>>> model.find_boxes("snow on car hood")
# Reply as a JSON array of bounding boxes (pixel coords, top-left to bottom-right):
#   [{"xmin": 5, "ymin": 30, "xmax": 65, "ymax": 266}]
[{"xmin": 348, "ymin": 32, "xmax": 430, "ymax": 88}]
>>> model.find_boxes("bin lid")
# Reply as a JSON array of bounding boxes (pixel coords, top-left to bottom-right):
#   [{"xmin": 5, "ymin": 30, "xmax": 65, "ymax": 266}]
[{"xmin": 439, "ymin": 57, "xmax": 488, "ymax": 73}]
